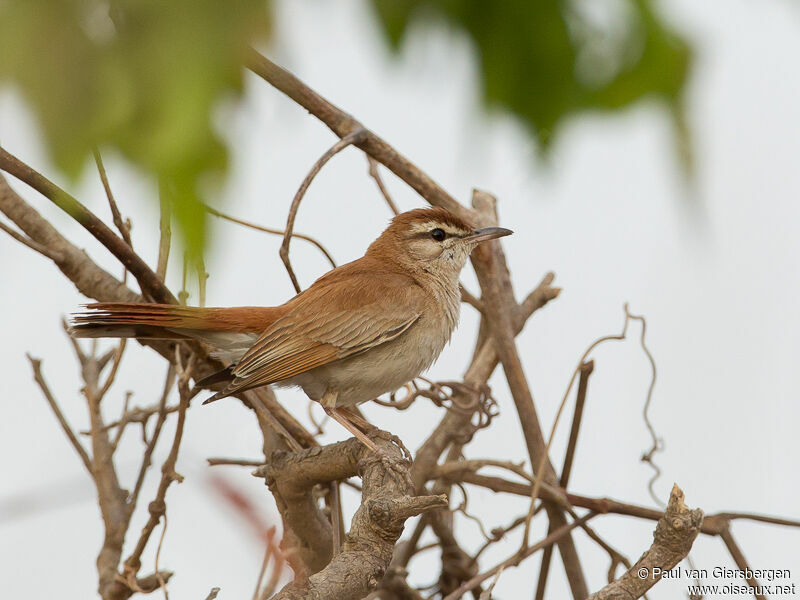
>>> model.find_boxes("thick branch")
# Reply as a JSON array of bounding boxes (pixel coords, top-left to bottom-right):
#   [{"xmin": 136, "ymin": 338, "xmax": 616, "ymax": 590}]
[
  {"xmin": 255, "ymin": 439, "xmax": 363, "ymax": 575},
  {"xmin": 468, "ymin": 190, "xmax": 588, "ymax": 598},
  {"xmin": 244, "ymin": 49, "xmax": 467, "ymax": 218},
  {"xmin": 264, "ymin": 436, "xmax": 447, "ymax": 600}
]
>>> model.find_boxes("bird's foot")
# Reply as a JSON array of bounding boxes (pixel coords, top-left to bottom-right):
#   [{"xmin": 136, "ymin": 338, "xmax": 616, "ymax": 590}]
[
  {"xmin": 367, "ymin": 428, "xmax": 413, "ymax": 463},
  {"xmin": 363, "ymin": 429, "xmax": 414, "ymax": 489}
]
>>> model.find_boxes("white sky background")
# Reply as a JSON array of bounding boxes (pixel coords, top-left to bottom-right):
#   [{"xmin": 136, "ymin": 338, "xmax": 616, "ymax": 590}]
[{"xmin": 1, "ymin": 0, "xmax": 799, "ymax": 598}]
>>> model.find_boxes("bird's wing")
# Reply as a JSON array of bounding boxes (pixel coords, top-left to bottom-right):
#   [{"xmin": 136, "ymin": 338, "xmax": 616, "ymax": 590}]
[{"xmin": 219, "ymin": 270, "xmax": 425, "ymax": 396}]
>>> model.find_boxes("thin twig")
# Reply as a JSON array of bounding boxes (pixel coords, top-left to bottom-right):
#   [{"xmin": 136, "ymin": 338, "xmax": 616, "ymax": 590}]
[
  {"xmin": 459, "ymin": 283, "xmax": 484, "ymax": 313},
  {"xmin": 0, "ymin": 218, "xmax": 63, "ymax": 261},
  {"xmin": 627, "ymin": 307, "xmax": 663, "ymax": 505},
  {"xmin": 0, "ymin": 146, "xmax": 176, "ymax": 304},
  {"xmin": 440, "ymin": 512, "xmax": 596, "ymax": 600},
  {"xmin": 195, "ymin": 254, "xmax": 208, "ymax": 308},
  {"xmin": 259, "ymin": 527, "xmax": 285, "ymax": 600},
  {"xmin": 535, "ymin": 359, "xmax": 594, "ymax": 599},
  {"xmin": 245, "ymin": 49, "xmax": 467, "ymax": 218},
  {"xmin": 111, "ymin": 392, "xmax": 133, "ymax": 450},
  {"xmin": 367, "ymin": 156, "xmax": 400, "ymax": 215},
  {"xmin": 123, "ymin": 352, "xmax": 195, "ymax": 574},
  {"xmin": 93, "ymin": 148, "xmax": 132, "ymax": 248},
  {"xmin": 252, "ymin": 528, "xmax": 275, "ymax": 600},
  {"xmin": 97, "ymin": 339, "xmax": 127, "ymax": 400},
  {"xmin": 207, "ymin": 457, "xmax": 264, "ymax": 467},
  {"xmin": 206, "ymin": 204, "xmax": 337, "ymax": 268},
  {"xmin": 130, "ymin": 365, "xmax": 177, "ymax": 507},
  {"xmin": 156, "ymin": 184, "xmax": 172, "ymax": 282},
  {"xmin": 280, "ymin": 128, "xmax": 367, "ymax": 292},
  {"xmin": 154, "ymin": 514, "xmax": 169, "ymax": 600},
  {"xmin": 479, "ymin": 566, "xmax": 504, "ymax": 600},
  {"xmin": 26, "ymin": 354, "xmax": 93, "ymax": 473},
  {"xmin": 719, "ymin": 527, "xmax": 767, "ymax": 600},
  {"xmin": 522, "ymin": 305, "xmax": 643, "ymax": 549}
]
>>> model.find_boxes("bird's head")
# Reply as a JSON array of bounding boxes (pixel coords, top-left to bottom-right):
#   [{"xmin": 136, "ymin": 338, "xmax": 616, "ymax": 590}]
[{"xmin": 368, "ymin": 207, "xmax": 513, "ymax": 279}]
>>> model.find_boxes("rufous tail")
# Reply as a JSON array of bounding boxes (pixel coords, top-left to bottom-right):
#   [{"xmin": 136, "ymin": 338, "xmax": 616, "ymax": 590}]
[{"xmin": 70, "ymin": 302, "xmax": 279, "ymax": 340}]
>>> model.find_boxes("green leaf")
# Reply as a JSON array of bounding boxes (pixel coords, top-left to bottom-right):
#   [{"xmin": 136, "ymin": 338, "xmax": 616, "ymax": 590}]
[
  {"xmin": 0, "ymin": 0, "xmax": 271, "ymax": 256},
  {"xmin": 371, "ymin": 0, "xmax": 692, "ymax": 155}
]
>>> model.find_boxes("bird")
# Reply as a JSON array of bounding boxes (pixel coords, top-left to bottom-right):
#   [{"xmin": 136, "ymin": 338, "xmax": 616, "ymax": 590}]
[{"xmin": 70, "ymin": 207, "xmax": 512, "ymax": 452}]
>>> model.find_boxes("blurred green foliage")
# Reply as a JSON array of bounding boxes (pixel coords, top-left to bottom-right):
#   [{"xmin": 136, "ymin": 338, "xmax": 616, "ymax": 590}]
[
  {"xmin": 372, "ymin": 0, "xmax": 691, "ymax": 151},
  {"xmin": 0, "ymin": 0, "xmax": 270, "ymax": 256},
  {"xmin": 0, "ymin": 0, "xmax": 690, "ymax": 257}
]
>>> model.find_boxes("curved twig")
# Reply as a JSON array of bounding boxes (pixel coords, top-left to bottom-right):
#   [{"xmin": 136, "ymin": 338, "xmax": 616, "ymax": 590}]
[
  {"xmin": 367, "ymin": 157, "xmax": 400, "ymax": 215},
  {"xmin": 206, "ymin": 204, "xmax": 336, "ymax": 268},
  {"xmin": 280, "ymin": 128, "xmax": 367, "ymax": 292},
  {"xmin": 244, "ymin": 49, "xmax": 468, "ymax": 220},
  {"xmin": 626, "ymin": 306, "xmax": 663, "ymax": 506}
]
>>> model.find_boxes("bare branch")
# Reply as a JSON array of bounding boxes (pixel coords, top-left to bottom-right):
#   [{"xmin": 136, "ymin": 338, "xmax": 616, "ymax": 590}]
[
  {"xmin": 469, "ymin": 189, "xmax": 588, "ymax": 598},
  {"xmin": 0, "ymin": 217, "xmax": 63, "ymax": 260},
  {"xmin": 367, "ymin": 157, "xmax": 400, "ymax": 215},
  {"xmin": 245, "ymin": 49, "xmax": 468, "ymax": 219},
  {"xmin": 441, "ymin": 511, "xmax": 596, "ymax": 600},
  {"xmin": 130, "ymin": 365, "xmax": 177, "ymax": 508},
  {"xmin": 204, "ymin": 588, "xmax": 220, "ymax": 600},
  {"xmin": 587, "ymin": 485, "xmax": 703, "ymax": 600},
  {"xmin": 266, "ymin": 434, "xmax": 448, "ymax": 599},
  {"xmin": 123, "ymin": 354, "xmax": 195, "ymax": 577},
  {"xmin": 459, "ymin": 283, "xmax": 484, "ymax": 313},
  {"xmin": 0, "ymin": 175, "xmax": 140, "ymax": 303},
  {"xmin": 26, "ymin": 354, "xmax": 93, "ymax": 473},
  {"xmin": 156, "ymin": 188, "xmax": 171, "ymax": 282},
  {"xmin": 207, "ymin": 457, "xmax": 264, "ymax": 467},
  {"xmin": 720, "ymin": 527, "xmax": 767, "ymax": 600},
  {"xmin": 535, "ymin": 359, "xmax": 594, "ymax": 599},
  {"xmin": 93, "ymin": 148, "xmax": 133, "ymax": 248},
  {"xmin": 97, "ymin": 340, "xmax": 127, "ymax": 401},
  {"xmin": 0, "ymin": 147, "xmax": 176, "ymax": 304}
]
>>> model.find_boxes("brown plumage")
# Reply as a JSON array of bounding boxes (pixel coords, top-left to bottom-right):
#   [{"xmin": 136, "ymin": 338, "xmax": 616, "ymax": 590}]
[{"xmin": 70, "ymin": 208, "xmax": 511, "ymax": 451}]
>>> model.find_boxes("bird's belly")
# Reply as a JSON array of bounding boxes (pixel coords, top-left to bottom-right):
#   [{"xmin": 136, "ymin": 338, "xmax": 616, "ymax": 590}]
[{"xmin": 286, "ymin": 316, "xmax": 452, "ymax": 407}]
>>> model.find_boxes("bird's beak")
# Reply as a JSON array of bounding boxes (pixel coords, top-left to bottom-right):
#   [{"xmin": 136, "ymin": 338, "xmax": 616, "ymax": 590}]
[{"xmin": 464, "ymin": 226, "xmax": 513, "ymax": 244}]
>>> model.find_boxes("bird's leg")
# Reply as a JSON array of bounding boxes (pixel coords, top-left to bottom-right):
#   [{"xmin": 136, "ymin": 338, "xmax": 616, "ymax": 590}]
[
  {"xmin": 321, "ymin": 390, "xmax": 381, "ymax": 453},
  {"xmin": 337, "ymin": 406, "xmax": 376, "ymax": 433},
  {"xmin": 323, "ymin": 406, "xmax": 381, "ymax": 453},
  {"xmin": 321, "ymin": 391, "xmax": 412, "ymax": 487},
  {"xmin": 339, "ymin": 405, "xmax": 413, "ymax": 462}
]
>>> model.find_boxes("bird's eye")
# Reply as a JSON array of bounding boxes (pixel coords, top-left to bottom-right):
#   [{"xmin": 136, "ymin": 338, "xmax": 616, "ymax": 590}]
[{"xmin": 431, "ymin": 228, "xmax": 446, "ymax": 242}]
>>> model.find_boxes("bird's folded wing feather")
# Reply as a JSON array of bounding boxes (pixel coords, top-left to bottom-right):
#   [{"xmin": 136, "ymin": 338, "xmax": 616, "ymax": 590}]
[{"xmin": 223, "ymin": 273, "xmax": 425, "ymax": 394}]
